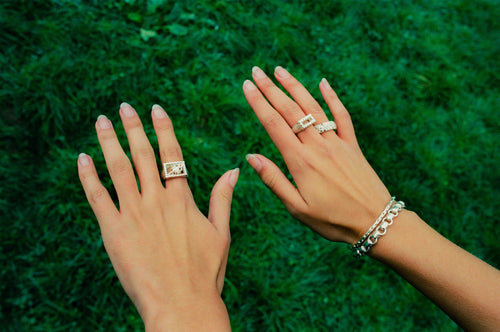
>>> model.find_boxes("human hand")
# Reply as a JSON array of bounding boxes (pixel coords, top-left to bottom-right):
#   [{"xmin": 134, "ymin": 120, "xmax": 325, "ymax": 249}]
[
  {"xmin": 243, "ymin": 67, "xmax": 391, "ymax": 244},
  {"xmin": 77, "ymin": 103, "xmax": 237, "ymax": 330}
]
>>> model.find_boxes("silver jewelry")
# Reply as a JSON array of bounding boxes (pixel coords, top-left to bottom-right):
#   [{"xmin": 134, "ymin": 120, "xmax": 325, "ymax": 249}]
[
  {"xmin": 292, "ymin": 114, "xmax": 316, "ymax": 134},
  {"xmin": 353, "ymin": 200, "xmax": 405, "ymax": 257},
  {"xmin": 315, "ymin": 121, "xmax": 337, "ymax": 133},
  {"xmin": 352, "ymin": 197, "xmax": 395, "ymax": 250},
  {"xmin": 162, "ymin": 161, "xmax": 188, "ymax": 179}
]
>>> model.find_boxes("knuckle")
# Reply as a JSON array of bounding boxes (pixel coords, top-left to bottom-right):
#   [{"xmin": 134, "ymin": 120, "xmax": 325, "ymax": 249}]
[
  {"xmin": 110, "ymin": 158, "xmax": 131, "ymax": 175},
  {"xmin": 340, "ymin": 108, "xmax": 352, "ymax": 122},
  {"xmin": 286, "ymin": 203, "xmax": 306, "ymax": 220},
  {"xmin": 280, "ymin": 101, "xmax": 300, "ymax": 116},
  {"xmin": 155, "ymin": 117, "xmax": 174, "ymax": 131},
  {"xmin": 125, "ymin": 118, "xmax": 143, "ymax": 130},
  {"xmin": 262, "ymin": 171, "xmax": 279, "ymax": 190},
  {"xmin": 161, "ymin": 145, "xmax": 183, "ymax": 161},
  {"xmin": 211, "ymin": 187, "xmax": 232, "ymax": 204},
  {"xmin": 133, "ymin": 146, "xmax": 156, "ymax": 162},
  {"xmin": 88, "ymin": 186, "xmax": 109, "ymax": 205},
  {"xmin": 263, "ymin": 113, "xmax": 283, "ymax": 129}
]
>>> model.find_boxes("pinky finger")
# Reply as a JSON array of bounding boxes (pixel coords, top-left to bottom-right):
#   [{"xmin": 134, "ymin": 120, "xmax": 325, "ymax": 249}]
[
  {"xmin": 319, "ymin": 78, "xmax": 358, "ymax": 146},
  {"xmin": 78, "ymin": 153, "xmax": 119, "ymax": 222},
  {"xmin": 246, "ymin": 153, "xmax": 308, "ymax": 217}
]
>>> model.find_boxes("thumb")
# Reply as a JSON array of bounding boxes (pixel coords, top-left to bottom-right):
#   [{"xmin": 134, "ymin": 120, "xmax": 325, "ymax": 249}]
[
  {"xmin": 208, "ymin": 168, "xmax": 239, "ymax": 236},
  {"xmin": 246, "ymin": 154, "xmax": 307, "ymax": 217}
]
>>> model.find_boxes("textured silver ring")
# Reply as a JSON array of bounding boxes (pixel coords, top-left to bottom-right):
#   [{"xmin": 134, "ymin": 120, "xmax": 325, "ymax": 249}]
[
  {"xmin": 162, "ymin": 161, "xmax": 188, "ymax": 179},
  {"xmin": 315, "ymin": 121, "xmax": 337, "ymax": 133},
  {"xmin": 292, "ymin": 114, "xmax": 316, "ymax": 134}
]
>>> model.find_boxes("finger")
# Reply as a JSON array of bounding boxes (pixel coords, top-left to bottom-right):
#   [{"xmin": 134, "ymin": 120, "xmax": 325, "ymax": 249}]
[
  {"xmin": 78, "ymin": 153, "xmax": 119, "ymax": 223},
  {"xmin": 274, "ymin": 66, "xmax": 337, "ymax": 140},
  {"xmin": 151, "ymin": 104, "xmax": 189, "ymax": 191},
  {"xmin": 95, "ymin": 115, "xmax": 141, "ymax": 204},
  {"xmin": 246, "ymin": 154, "xmax": 308, "ymax": 217},
  {"xmin": 242, "ymin": 80, "xmax": 302, "ymax": 156},
  {"xmin": 119, "ymin": 103, "xmax": 161, "ymax": 194},
  {"xmin": 319, "ymin": 78, "xmax": 358, "ymax": 146},
  {"xmin": 251, "ymin": 66, "xmax": 319, "ymax": 144},
  {"xmin": 208, "ymin": 168, "xmax": 239, "ymax": 236}
]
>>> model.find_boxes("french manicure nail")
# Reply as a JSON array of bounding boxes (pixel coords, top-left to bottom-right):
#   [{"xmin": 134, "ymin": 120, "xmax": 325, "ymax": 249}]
[
  {"xmin": 152, "ymin": 104, "xmax": 167, "ymax": 118},
  {"xmin": 120, "ymin": 102, "xmax": 136, "ymax": 117},
  {"xmin": 243, "ymin": 80, "xmax": 256, "ymax": 91},
  {"xmin": 229, "ymin": 168, "xmax": 239, "ymax": 188},
  {"xmin": 97, "ymin": 115, "xmax": 112, "ymax": 129},
  {"xmin": 321, "ymin": 78, "xmax": 331, "ymax": 89},
  {"xmin": 78, "ymin": 153, "xmax": 90, "ymax": 166},
  {"xmin": 275, "ymin": 66, "xmax": 290, "ymax": 78},
  {"xmin": 246, "ymin": 154, "xmax": 262, "ymax": 172},
  {"xmin": 252, "ymin": 66, "xmax": 266, "ymax": 79}
]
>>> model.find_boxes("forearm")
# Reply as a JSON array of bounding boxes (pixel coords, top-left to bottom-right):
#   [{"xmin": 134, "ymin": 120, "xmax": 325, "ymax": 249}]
[{"xmin": 369, "ymin": 210, "xmax": 500, "ymax": 331}]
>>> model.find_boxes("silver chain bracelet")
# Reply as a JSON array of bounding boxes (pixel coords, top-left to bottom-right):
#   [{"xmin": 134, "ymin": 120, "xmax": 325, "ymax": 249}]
[{"xmin": 352, "ymin": 199, "xmax": 405, "ymax": 257}]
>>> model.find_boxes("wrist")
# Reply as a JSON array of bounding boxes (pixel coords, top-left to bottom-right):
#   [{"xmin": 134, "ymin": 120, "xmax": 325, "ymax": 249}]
[{"xmin": 143, "ymin": 290, "xmax": 230, "ymax": 332}]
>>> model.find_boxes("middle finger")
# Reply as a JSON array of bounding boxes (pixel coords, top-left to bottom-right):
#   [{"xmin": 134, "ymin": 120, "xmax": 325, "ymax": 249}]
[
  {"xmin": 119, "ymin": 103, "xmax": 162, "ymax": 195},
  {"xmin": 251, "ymin": 67, "xmax": 326, "ymax": 143}
]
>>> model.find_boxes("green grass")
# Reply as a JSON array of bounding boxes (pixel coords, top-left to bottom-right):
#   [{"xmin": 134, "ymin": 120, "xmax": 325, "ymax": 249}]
[{"xmin": 1, "ymin": 0, "xmax": 499, "ymax": 330}]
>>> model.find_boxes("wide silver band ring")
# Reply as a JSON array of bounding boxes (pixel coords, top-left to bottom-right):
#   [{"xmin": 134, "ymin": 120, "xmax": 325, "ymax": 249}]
[
  {"xmin": 292, "ymin": 114, "xmax": 316, "ymax": 134},
  {"xmin": 315, "ymin": 121, "xmax": 337, "ymax": 133},
  {"xmin": 162, "ymin": 161, "xmax": 188, "ymax": 179}
]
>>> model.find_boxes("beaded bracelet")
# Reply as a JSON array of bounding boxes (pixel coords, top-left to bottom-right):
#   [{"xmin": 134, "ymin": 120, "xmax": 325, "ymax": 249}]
[{"xmin": 352, "ymin": 199, "xmax": 405, "ymax": 257}]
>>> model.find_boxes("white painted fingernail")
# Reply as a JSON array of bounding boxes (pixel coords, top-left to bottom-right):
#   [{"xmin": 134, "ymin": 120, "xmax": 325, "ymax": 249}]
[
  {"xmin": 78, "ymin": 153, "xmax": 90, "ymax": 166},
  {"xmin": 120, "ymin": 102, "xmax": 136, "ymax": 117},
  {"xmin": 275, "ymin": 66, "xmax": 290, "ymax": 78},
  {"xmin": 229, "ymin": 168, "xmax": 239, "ymax": 188},
  {"xmin": 152, "ymin": 104, "xmax": 167, "ymax": 118},
  {"xmin": 252, "ymin": 66, "xmax": 266, "ymax": 79},
  {"xmin": 97, "ymin": 115, "xmax": 112, "ymax": 129},
  {"xmin": 246, "ymin": 154, "xmax": 262, "ymax": 172},
  {"xmin": 321, "ymin": 78, "xmax": 331, "ymax": 89},
  {"xmin": 243, "ymin": 80, "xmax": 256, "ymax": 91}
]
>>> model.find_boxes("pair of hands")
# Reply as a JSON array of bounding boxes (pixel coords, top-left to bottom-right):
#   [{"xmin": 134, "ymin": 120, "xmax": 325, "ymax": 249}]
[{"xmin": 78, "ymin": 67, "xmax": 391, "ymax": 327}]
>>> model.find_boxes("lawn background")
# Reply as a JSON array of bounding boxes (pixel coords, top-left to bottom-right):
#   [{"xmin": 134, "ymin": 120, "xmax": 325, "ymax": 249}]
[{"xmin": 1, "ymin": 0, "xmax": 499, "ymax": 331}]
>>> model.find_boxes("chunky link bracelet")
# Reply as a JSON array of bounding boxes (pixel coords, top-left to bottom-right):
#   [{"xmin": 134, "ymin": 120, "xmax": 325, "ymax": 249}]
[
  {"xmin": 352, "ymin": 199, "xmax": 405, "ymax": 257},
  {"xmin": 352, "ymin": 197, "xmax": 395, "ymax": 250}
]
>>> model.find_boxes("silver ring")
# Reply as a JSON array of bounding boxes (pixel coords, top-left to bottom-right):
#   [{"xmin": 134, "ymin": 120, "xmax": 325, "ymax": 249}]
[
  {"xmin": 292, "ymin": 114, "xmax": 316, "ymax": 134},
  {"xmin": 162, "ymin": 161, "xmax": 188, "ymax": 179},
  {"xmin": 315, "ymin": 121, "xmax": 337, "ymax": 133}
]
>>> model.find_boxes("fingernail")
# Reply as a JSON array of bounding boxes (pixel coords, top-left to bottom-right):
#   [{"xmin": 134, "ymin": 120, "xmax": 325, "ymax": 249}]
[
  {"xmin": 275, "ymin": 66, "xmax": 290, "ymax": 79},
  {"xmin": 78, "ymin": 153, "xmax": 90, "ymax": 166},
  {"xmin": 246, "ymin": 154, "xmax": 262, "ymax": 172},
  {"xmin": 252, "ymin": 66, "xmax": 266, "ymax": 79},
  {"xmin": 120, "ymin": 102, "xmax": 136, "ymax": 117},
  {"xmin": 97, "ymin": 115, "xmax": 112, "ymax": 129},
  {"xmin": 243, "ymin": 80, "xmax": 256, "ymax": 91},
  {"xmin": 152, "ymin": 104, "xmax": 167, "ymax": 119},
  {"xmin": 228, "ymin": 168, "xmax": 239, "ymax": 188},
  {"xmin": 321, "ymin": 78, "xmax": 331, "ymax": 89}
]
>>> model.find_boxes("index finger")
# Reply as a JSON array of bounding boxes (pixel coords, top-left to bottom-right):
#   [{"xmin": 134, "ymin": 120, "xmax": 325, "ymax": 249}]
[{"xmin": 242, "ymin": 80, "xmax": 302, "ymax": 155}]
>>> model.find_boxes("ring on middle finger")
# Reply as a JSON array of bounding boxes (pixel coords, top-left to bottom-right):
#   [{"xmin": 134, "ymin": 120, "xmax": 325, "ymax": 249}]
[{"xmin": 292, "ymin": 114, "xmax": 316, "ymax": 134}]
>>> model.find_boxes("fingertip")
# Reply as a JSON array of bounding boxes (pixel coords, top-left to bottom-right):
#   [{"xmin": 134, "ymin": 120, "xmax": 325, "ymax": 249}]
[
  {"xmin": 320, "ymin": 78, "xmax": 330, "ymax": 89},
  {"xmin": 96, "ymin": 115, "xmax": 112, "ymax": 130},
  {"xmin": 243, "ymin": 79, "xmax": 257, "ymax": 91},
  {"xmin": 228, "ymin": 168, "xmax": 239, "ymax": 188},
  {"xmin": 152, "ymin": 104, "xmax": 167, "ymax": 119},
  {"xmin": 78, "ymin": 153, "xmax": 91, "ymax": 167},
  {"xmin": 246, "ymin": 154, "xmax": 262, "ymax": 172}
]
